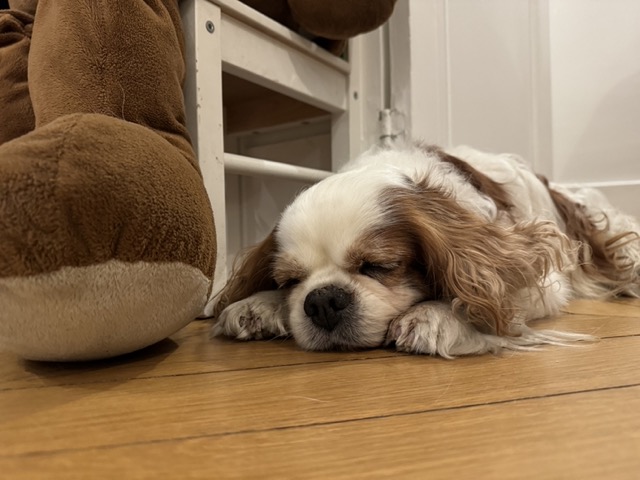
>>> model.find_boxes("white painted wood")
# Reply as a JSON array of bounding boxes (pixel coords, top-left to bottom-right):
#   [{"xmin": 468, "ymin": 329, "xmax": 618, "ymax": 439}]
[
  {"xmin": 228, "ymin": 133, "xmax": 332, "ymax": 269},
  {"xmin": 548, "ymin": 0, "xmax": 640, "ymax": 184},
  {"xmin": 358, "ymin": 29, "xmax": 387, "ymax": 151},
  {"xmin": 529, "ymin": 0, "xmax": 553, "ymax": 177},
  {"xmin": 225, "ymin": 153, "xmax": 332, "ymax": 182},
  {"xmin": 181, "ymin": 0, "xmax": 227, "ymax": 313},
  {"xmin": 546, "ymin": 0, "xmax": 640, "ymax": 217},
  {"xmin": 445, "ymin": 0, "xmax": 538, "ymax": 160},
  {"xmin": 392, "ymin": 0, "xmax": 547, "ymax": 156},
  {"xmin": 388, "ymin": 0, "xmax": 553, "ymax": 171},
  {"xmin": 330, "ymin": 34, "xmax": 357, "ymax": 171},
  {"xmin": 388, "ymin": 0, "xmax": 449, "ymax": 146},
  {"xmin": 230, "ymin": 118, "xmax": 330, "ymax": 151},
  {"xmin": 208, "ymin": 0, "xmax": 350, "ymax": 74},
  {"xmin": 183, "ymin": 0, "xmax": 386, "ymax": 288},
  {"xmin": 330, "ymin": 109, "xmax": 350, "ymax": 171},
  {"xmin": 225, "ymin": 121, "xmax": 332, "ymax": 270},
  {"xmin": 220, "ymin": 15, "xmax": 348, "ymax": 113},
  {"xmin": 331, "ymin": 30, "xmax": 386, "ymax": 170},
  {"xmin": 389, "ymin": 0, "xmax": 639, "ymax": 215}
]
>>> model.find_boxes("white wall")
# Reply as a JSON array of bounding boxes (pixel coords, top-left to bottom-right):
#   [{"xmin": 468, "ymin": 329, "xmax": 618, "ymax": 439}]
[
  {"xmin": 390, "ymin": 0, "xmax": 640, "ymax": 217},
  {"xmin": 389, "ymin": 0, "xmax": 547, "ymax": 166},
  {"xmin": 548, "ymin": 0, "xmax": 640, "ymax": 185}
]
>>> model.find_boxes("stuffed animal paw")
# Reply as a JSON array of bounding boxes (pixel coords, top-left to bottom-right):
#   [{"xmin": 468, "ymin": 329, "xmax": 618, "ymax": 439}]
[{"xmin": 0, "ymin": 0, "xmax": 216, "ymax": 361}]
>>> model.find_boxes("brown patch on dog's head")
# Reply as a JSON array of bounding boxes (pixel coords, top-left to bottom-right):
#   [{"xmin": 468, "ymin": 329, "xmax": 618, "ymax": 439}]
[
  {"xmin": 381, "ymin": 179, "xmax": 566, "ymax": 335},
  {"xmin": 346, "ymin": 225, "xmax": 436, "ymax": 299},
  {"xmin": 417, "ymin": 143, "xmax": 513, "ymax": 212}
]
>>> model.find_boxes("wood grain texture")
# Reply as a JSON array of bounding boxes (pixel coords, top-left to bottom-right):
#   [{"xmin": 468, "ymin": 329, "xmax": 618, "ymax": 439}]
[
  {"xmin": 2, "ymin": 310, "xmax": 638, "ymax": 391},
  {"xmin": 0, "ymin": 322, "xmax": 397, "ymax": 391},
  {"xmin": 2, "ymin": 386, "xmax": 638, "ymax": 480},
  {"xmin": 1, "ymin": 300, "xmax": 639, "ymax": 478},
  {"xmin": 561, "ymin": 298, "xmax": 640, "ymax": 317}
]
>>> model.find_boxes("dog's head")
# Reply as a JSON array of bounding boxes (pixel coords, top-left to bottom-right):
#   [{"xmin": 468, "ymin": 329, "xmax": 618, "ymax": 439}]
[{"xmin": 214, "ymin": 147, "xmax": 564, "ymax": 350}]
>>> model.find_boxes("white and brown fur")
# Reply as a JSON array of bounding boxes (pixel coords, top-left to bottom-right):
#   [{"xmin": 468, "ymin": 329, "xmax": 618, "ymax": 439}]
[{"xmin": 210, "ymin": 143, "xmax": 640, "ymax": 357}]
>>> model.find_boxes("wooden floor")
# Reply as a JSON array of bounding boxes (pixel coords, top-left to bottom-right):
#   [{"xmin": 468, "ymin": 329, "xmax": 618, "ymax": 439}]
[{"xmin": 1, "ymin": 299, "xmax": 639, "ymax": 479}]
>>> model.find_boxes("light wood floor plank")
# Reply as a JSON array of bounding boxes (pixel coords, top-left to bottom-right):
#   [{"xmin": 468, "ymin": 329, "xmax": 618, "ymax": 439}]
[
  {"xmin": 2, "ymin": 385, "xmax": 638, "ymax": 480},
  {"xmin": 2, "ymin": 300, "xmax": 639, "ymax": 478},
  {"xmin": 0, "ymin": 322, "xmax": 398, "ymax": 391},
  {"xmin": 531, "ymin": 311, "xmax": 640, "ymax": 337},
  {"xmin": 2, "ymin": 305, "xmax": 639, "ymax": 391},
  {"xmin": 561, "ymin": 298, "xmax": 640, "ymax": 317},
  {"xmin": 2, "ymin": 334, "xmax": 639, "ymax": 457}
]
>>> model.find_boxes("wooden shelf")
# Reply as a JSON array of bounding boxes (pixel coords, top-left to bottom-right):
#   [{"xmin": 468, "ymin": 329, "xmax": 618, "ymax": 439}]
[
  {"xmin": 211, "ymin": 0, "xmax": 350, "ymax": 113},
  {"xmin": 223, "ymin": 73, "xmax": 329, "ymax": 134}
]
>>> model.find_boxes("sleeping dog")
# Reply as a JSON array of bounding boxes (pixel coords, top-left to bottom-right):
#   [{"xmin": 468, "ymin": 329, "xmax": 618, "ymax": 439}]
[{"xmin": 210, "ymin": 143, "xmax": 640, "ymax": 357}]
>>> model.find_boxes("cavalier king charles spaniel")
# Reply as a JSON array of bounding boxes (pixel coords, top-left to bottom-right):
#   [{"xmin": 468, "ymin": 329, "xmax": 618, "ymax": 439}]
[{"xmin": 210, "ymin": 143, "xmax": 640, "ymax": 357}]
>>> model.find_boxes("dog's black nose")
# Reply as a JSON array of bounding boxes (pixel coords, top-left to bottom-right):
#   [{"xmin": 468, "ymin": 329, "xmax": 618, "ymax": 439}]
[{"xmin": 304, "ymin": 286, "xmax": 352, "ymax": 331}]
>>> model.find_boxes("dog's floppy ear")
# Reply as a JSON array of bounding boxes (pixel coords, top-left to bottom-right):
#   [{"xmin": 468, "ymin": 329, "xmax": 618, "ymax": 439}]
[
  {"xmin": 387, "ymin": 182, "xmax": 569, "ymax": 335},
  {"xmin": 212, "ymin": 229, "xmax": 279, "ymax": 318}
]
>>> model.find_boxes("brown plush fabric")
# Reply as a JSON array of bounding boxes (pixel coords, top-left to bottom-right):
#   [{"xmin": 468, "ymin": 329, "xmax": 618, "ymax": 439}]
[
  {"xmin": 241, "ymin": 0, "xmax": 298, "ymax": 31},
  {"xmin": 29, "ymin": 0, "xmax": 196, "ymax": 167},
  {"xmin": 0, "ymin": 10, "xmax": 34, "ymax": 145},
  {"xmin": 0, "ymin": 0, "xmax": 216, "ymax": 279},
  {"xmin": 8, "ymin": 0, "xmax": 37, "ymax": 16},
  {"xmin": 0, "ymin": 113, "xmax": 216, "ymax": 278},
  {"xmin": 287, "ymin": 0, "xmax": 397, "ymax": 39},
  {"xmin": 0, "ymin": 0, "xmax": 216, "ymax": 360},
  {"xmin": 240, "ymin": 0, "xmax": 397, "ymax": 55}
]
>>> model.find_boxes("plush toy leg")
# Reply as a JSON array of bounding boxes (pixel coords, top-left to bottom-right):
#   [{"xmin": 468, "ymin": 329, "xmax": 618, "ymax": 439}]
[
  {"xmin": 28, "ymin": 0, "xmax": 197, "ymax": 166},
  {"xmin": 0, "ymin": 9, "xmax": 34, "ymax": 144},
  {"xmin": 0, "ymin": 0, "xmax": 217, "ymax": 360}
]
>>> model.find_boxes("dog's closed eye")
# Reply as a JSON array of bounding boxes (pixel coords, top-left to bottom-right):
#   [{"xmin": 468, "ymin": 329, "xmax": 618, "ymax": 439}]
[
  {"xmin": 273, "ymin": 258, "xmax": 307, "ymax": 290},
  {"xmin": 358, "ymin": 261, "xmax": 400, "ymax": 280},
  {"xmin": 279, "ymin": 278, "xmax": 301, "ymax": 289}
]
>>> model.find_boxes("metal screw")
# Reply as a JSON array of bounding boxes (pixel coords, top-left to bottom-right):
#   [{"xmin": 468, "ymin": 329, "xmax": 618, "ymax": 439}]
[{"xmin": 206, "ymin": 21, "xmax": 215, "ymax": 33}]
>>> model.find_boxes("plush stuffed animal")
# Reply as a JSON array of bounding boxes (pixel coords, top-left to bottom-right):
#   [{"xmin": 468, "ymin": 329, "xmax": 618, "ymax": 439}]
[
  {"xmin": 241, "ymin": 0, "xmax": 397, "ymax": 54},
  {"xmin": 0, "ymin": 0, "xmax": 396, "ymax": 362},
  {"xmin": 0, "ymin": 0, "xmax": 217, "ymax": 361}
]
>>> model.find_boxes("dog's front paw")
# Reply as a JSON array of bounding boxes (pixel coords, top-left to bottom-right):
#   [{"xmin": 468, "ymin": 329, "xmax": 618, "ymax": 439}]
[
  {"xmin": 386, "ymin": 302, "xmax": 500, "ymax": 358},
  {"xmin": 211, "ymin": 291, "xmax": 290, "ymax": 341},
  {"xmin": 386, "ymin": 302, "xmax": 450, "ymax": 356}
]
